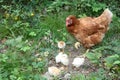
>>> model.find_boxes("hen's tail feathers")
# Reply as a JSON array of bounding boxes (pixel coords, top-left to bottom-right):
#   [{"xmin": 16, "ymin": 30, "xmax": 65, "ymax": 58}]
[
  {"xmin": 95, "ymin": 8, "xmax": 113, "ymax": 25},
  {"xmin": 104, "ymin": 8, "xmax": 113, "ymax": 24}
]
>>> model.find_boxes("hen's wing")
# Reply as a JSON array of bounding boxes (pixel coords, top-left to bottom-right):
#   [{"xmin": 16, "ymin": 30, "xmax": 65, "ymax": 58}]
[
  {"xmin": 74, "ymin": 17, "xmax": 104, "ymax": 42},
  {"xmin": 82, "ymin": 32, "xmax": 105, "ymax": 48},
  {"xmin": 78, "ymin": 17, "xmax": 105, "ymax": 35}
]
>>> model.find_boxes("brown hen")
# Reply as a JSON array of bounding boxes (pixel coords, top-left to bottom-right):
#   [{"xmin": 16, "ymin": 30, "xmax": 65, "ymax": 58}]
[{"xmin": 66, "ymin": 8, "xmax": 113, "ymax": 48}]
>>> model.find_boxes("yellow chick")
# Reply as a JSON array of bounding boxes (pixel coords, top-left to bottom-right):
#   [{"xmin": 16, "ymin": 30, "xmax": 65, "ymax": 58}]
[
  {"xmin": 58, "ymin": 41, "xmax": 66, "ymax": 52},
  {"xmin": 48, "ymin": 66, "xmax": 61, "ymax": 76},
  {"xmin": 75, "ymin": 42, "xmax": 90, "ymax": 55}
]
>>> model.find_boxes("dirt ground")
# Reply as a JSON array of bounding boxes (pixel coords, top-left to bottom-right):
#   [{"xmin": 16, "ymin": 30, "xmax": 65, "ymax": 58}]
[{"xmin": 46, "ymin": 46, "xmax": 97, "ymax": 80}]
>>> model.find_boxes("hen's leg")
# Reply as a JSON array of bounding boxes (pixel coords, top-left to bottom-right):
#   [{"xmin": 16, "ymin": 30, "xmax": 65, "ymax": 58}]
[{"xmin": 83, "ymin": 33, "xmax": 104, "ymax": 56}]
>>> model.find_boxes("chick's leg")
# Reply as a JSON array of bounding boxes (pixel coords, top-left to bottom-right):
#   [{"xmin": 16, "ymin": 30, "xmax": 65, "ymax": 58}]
[{"xmin": 59, "ymin": 48, "xmax": 64, "ymax": 53}]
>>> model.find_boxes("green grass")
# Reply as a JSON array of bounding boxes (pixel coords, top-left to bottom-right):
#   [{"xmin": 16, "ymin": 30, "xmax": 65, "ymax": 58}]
[
  {"xmin": 0, "ymin": 0, "xmax": 120, "ymax": 80},
  {"xmin": 0, "ymin": 12, "xmax": 120, "ymax": 80}
]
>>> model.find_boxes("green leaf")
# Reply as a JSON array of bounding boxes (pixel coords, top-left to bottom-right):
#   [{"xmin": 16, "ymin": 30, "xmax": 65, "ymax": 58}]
[
  {"xmin": 78, "ymin": 14, "xmax": 87, "ymax": 18},
  {"xmin": 86, "ymin": 52, "xmax": 96, "ymax": 60},
  {"xmin": 92, "ymin": 3, "xmax": 106, "ymax": 12},
  {"xmin": 91, "ymin": 60, "xmax": 99, "ymax": 64},
  {"xmin": 11, "ymin": 68, "xmax": 19, "ymax": 75},
  {"xmin": 32, "ymin": 62, "xmax": 38, "ymax": 68},
  {"xmin": 20, "ymin": 46, "xmax": 30, "ymax": 52},
  {"xmin": 28, "ymin": 66, "xmax": 33, "ymax": 71},
  {"xmin": 0, "ymin": 54, "xmax": 8, "ymax": 62},
  {"xmin": 29, "ymin": 32, "xmax": 36, "ymax": 37},
  {"xmin": 86, "ymin": 52, "xmax": 102, "ymax": 64},
  {"xmin": 10, "ymin": 75, "xmax": 17, "ymax": 80},
  {"xmin": 104, "ymin": 54, "xmax": 120, "ymax": 68},
  {"xmin": 34, "ymin": 74, "xmax": 41, "ymax": 80},
  {"xmin": 5, "ymin": 36, "xmax": 23, "ymax": 47},
  {"xmin": 86, "ymin": 52, "xmax": 102, "ymax": 60},
  {"xmin": 105, "ymin": 54, "xmax": 119, "ymax": 63},
  {"xmin": 113, "ymin": 61, "xmax": 120, "ymax": 65}
]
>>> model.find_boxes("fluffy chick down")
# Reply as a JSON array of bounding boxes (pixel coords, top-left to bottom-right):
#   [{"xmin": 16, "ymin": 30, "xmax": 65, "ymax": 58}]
[
  {"xmin": 55, "ymin": 52, "xmax": 69, "ymax": 66},
  {"xmin": 61, "ymin": 54, "xmax": 69, "ymax": 66},
  {"xmin": 48, "ymin": 66, "xmax": 61, "ymax": 76},
  {"xmin": 72, "ymin": 57, "xmax": 85, "ymax": 68},
  {"xmin": 55, "ymin": 52, "xmax": 63, "ymax": 63}
]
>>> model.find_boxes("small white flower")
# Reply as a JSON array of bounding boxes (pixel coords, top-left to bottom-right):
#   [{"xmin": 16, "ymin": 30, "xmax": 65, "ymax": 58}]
[
  {"xmin": 43, "ymin": 36, "xmax": 48, "ymax": 40},
  {"xmin": 58, "ymin": 41, "xmax": 66, "ymax": 49},
  {"xmin": 37, "ymin": 58, "xmax": 42, "ymax": 61},
  {"xmin": 44, "ymin": 51, "xmax": 49, "ymax": 57},
  {"xmin": 48, "ymin": 66, "xmax": 61, "ymax": 76},
  {"xmin": 72, "ymin": 57, "xmax": 85, "ymax": 68}
]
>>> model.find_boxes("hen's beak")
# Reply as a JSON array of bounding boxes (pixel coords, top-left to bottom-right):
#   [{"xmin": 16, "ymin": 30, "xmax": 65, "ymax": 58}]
[{"xmin": 66, "ymin": 19, "xmax": 72, "ymax": 26}]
